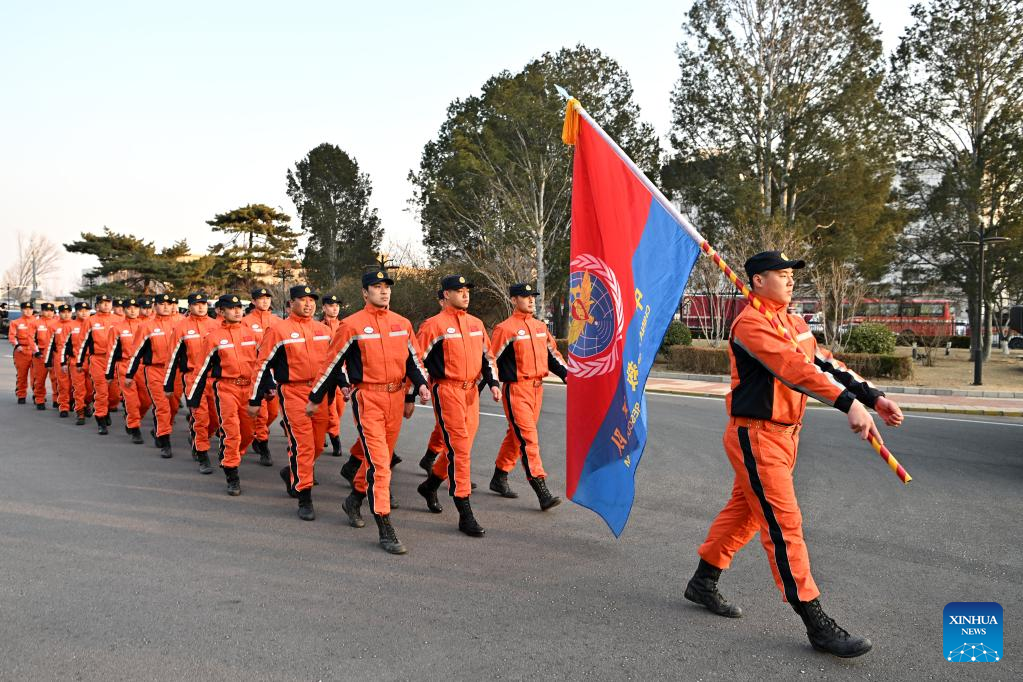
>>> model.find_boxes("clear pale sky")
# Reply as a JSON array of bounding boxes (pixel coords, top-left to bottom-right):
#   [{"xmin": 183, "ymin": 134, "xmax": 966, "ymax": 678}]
[{"xmin": 0, "ymin": 0, "xmax": 915, "ymax": 295}]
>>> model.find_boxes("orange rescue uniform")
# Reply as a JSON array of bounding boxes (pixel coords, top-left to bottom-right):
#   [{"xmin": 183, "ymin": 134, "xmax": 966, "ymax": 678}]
[
  {"xmin": 309, "ymin": 305, "xmax": 429, "ymax": 515},
  {"xmin": 418, "ymin": 308, "xmax": 498, "ymax": 498},
  {"xmin": 165, "ymin": 314, "xmax": 220, "ymax": 452},
  {"xmin": 188, "ymin": 320, "xmax": 259, "ymax": 468},
  {"xmin": 242, "ymin": 308, "xmax": 282, "ymax": 443},
  {"xmin": 491, "ymin": 311, "xmax": 569, "ymax": 479},
  {"xmin": 79, "ymin": 310, "xmax": 121, "ymax": 418},
  {"xmin": 251, "ymin": 315, "xmax": 333, "ymax": 493},
  {"xmin": 126, "ymin": 312, "xmax": 183, "ymax": 437},
  {"xmin": 106, "ymin": 317, "xmax": 152, "ymax": 429},
  {"xmin": 9, "ymin": 312, "xmax": 38, "ymax": 401},
  {"xmin": 697, "ymin": 298, "xmax": 885, "ymax": 604}
]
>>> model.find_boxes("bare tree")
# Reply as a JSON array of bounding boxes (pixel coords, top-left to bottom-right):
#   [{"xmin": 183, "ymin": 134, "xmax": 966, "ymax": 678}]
[
  {"xmin": 809, "ymin": 259, "xmax": 868, "ymax": 349},
  {"xmin": 2, "ymin": 231, "xmax": 62, "ymax": 301}
]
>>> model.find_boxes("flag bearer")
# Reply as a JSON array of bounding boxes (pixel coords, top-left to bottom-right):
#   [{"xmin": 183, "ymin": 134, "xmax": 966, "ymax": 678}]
[{"xmin": 686, "ymin": 251, "xmax": 904, "ymax": 658}]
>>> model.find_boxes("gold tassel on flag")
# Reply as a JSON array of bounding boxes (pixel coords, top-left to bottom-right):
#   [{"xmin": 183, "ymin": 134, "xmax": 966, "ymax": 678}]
[{"xmin": 562, "ymin": 98, "xmax": 580, "ymax": 145}]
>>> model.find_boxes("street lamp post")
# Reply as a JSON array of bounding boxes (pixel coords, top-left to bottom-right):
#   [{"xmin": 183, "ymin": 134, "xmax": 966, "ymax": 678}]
[{"xmin": 957, "ymin": 231, "xmax": 1010, "ymax": 386}]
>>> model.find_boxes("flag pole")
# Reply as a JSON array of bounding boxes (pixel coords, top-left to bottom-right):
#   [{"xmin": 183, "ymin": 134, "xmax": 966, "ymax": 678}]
[{"xmin": 557, "ymin": 87, "xmax": 911, "ymax": 485}]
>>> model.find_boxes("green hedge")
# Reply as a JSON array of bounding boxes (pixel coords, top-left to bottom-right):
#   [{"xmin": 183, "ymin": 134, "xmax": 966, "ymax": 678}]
[
  {"xmin": 833, "ymin": 352, "xmax": 913, "ymax": 380},
  {"xmin": 664, "ymin": 345, "xmax": 912, "ymax": 380},
  {"xmin": 661, "ymin": 321, "xmax": 693, "ymax": 350},
  {"xmin": 845, "ymin": 323, "xmax": 897, "ymax": 354},
  {"xmin": 665, "ymin": 346, "xmax": 731, "ymax": 374}
]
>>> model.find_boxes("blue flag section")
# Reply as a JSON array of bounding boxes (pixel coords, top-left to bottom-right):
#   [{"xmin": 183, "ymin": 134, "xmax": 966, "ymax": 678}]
[{"xmin": 566, "ymin": 112, "xmax": 701, "ymax": 536}]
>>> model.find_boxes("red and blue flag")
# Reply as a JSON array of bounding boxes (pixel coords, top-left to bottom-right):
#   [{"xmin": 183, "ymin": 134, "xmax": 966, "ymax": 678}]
[{"xmin": 564, "ymin": 103, "xmax": 701, "ymax": 536}]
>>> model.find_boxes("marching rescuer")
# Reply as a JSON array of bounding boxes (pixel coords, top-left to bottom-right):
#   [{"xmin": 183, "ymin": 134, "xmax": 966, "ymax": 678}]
[
  {"xmin": 32, "ymin": 303, "xmax": 57, "ymax": 410},
  {"xmin": 319, "ymin": 294, "xmax": 346, "ymax": 457},
  {"xmin": 125, "ymin": 293, "xmax": 183, "ymax": 458},
  {"xmin": 66, "ymin": 302, "xmax": 95, "ymax": 424},
  {"xmin": 105, "ymin": 297, "xmax": 151, "ymax": 444},
  {"xmin": 48, "ymin": 304, "xmax": 76, "ymax": 417},
  {"xmin": 242, "ymin": 287, "xmax": 282, "ymax": 466},
  {"xmin": 78, "ymin": 294, "xmax": 122, "ymax": 434},
  {"xmin": 685, "ymin": 251, "xmax": 904, "ymax": 658},
  {"xmin": 415, "ymin": 275, "xmax": 500, "ymax": 537},
  {"xmin": 418, "ymin": 289, "xmax": 448, "ymax": 474},
  {"xmin": 489, "ymin": 283, "xmax": 569, "ymax": 509},
  {"xmin": 164, "ymin": 292, "xmax": 220, "ymax": 470},
  {"xmin": 188, "ymin": 295, "xmax": 259, "ymax": 495},
  {"xmin": 305, "ymin": 270, "xmax": 430, "ymax": 555},
  {"xmin": 248, "ymin": 285, "xmax": 333, "ymax": 521},
  {"xmin": 10, "ymin": 301, "xmax": 38, "ymax": 405}
]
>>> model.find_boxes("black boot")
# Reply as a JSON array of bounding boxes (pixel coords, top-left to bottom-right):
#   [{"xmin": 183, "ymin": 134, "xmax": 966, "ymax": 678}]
[
  {"xmin": 453, "ymin": 496, "xmax": 485, "ymax": 537},
  {"xmin": 252, "ymin": 439, "xmax": 272, "ymax": 466},
  {"xmin": 59, "ymin": 410, "xmax": 68, "ymax": 418},
  {"xmin": 52, "ymin": 400, "xmax": 58, "ymax": 408},
  {"xmin": 75, "ymin": 414, "xmax": 85, "ymax": 425},
  {"xmin": 374, "ymin": 514, "xmax": 407, "ymax": 555},
  {"xmin": 96, "ymin": 415, "xmax": 108, "ymax": 435},
  {"xmin": 17, "ymin": 397, "xmax": 26, "ymax": 405},
  {"xmin": 528, "ymin": 476, "xmax": 562, "ymax": 511},
  {"xmin": 419, "ymin": 449, "xmax": 438, "ymax": 472},
  {"xmin": 279, "ymin": 466, "xmax": 298, "ymax": 498},
  {"xmin": 150, "ymin": 428, "xmax": 158, "ymax": 446},
  {"xmin": 297, "ymin": 488, "xmax": 315, "ymax": 521},
  {"xmin": 417, "ymin": 473, "xmax": 444, "ymax": 513},
  {"xmin": 792, "ymin": 599, "xmax": 872, "ymax": 658},
  {"xmin": 342, "ymin": 492, "xmax": 366, "ymax": 528},
  {"xmin": 36, "ymin": 402, "xmax": 46, "ymax": 411},
  {"xmin": 158, "ymin": 434, "xmax": 173, "ymax": 458},
  {"xmin": 127, "ymin": 427, "xmax": 144, "ymax": 444},
  {"xmin": 196, "ymin": 451, "xmax": 213, "ymax": 475},
  {"xmin": 489, "ymin": 467, "xmax": 518, "ymax": 498},
  {"xmin": 339, "ymin": 455, "xmax": 360, "ymax": 487},
  {"xmin": 224, "ymin": 466, "xmax": 241, "ymax": 496},
  {"xmin": 104, "ymin": 415, "xmax": 112, "ymax": 427},
  {"xmin": 390, "ymin": 452, "xmax": 402, "ymax": 467},
  {"xmin": 84, "ymin": 405, "xmax": 94, "ymax": 418},
  {"xmin": 684, "ymin": 559, "xmax": 743, "ymax": 618},
  {"xmin": 329, "ymin": 434, "xmax": 341, "ymax": 457}
]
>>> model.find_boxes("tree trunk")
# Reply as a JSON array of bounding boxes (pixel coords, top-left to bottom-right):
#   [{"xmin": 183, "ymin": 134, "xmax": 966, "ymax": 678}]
[{"xmin": 535, "ymin": 231, "xmax": 545, "ymax": 321}]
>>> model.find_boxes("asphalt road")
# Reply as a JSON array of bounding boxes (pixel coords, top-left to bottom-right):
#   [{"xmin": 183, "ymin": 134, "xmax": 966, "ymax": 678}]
[{"xmin": 0, "ymin": 359, "xmax": 1020, "ymax": 681}]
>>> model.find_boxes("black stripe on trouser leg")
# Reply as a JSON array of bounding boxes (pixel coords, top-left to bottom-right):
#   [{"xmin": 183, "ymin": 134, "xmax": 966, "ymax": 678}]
[
  {"xmin": 183, "ymin": 374, "xmax": 196, "ymax": 445},
  {"xmin": 277, "ymin": 389, "xmax": 302, "ymax": 491},
  {"xmin": 212, "ymin": 380, "xmax": 226, "ymax": 465},
  {"xmin": 143, "ymin": 366, "xmax": 160, "ymax": 436},
  {"xmin": 350, "ymin": 389, "xmax": 379, "ymax": 514},
  {"xmin": 431, "ymin": 384, "xmax": 459, "ymax": 497},
  {"xmin": 738, "ymin": 426, "xmax": 801, "ymax": 604},
  {"xmin": 504, "ymin": 382, "xmax": 534, "ymax": 479}
]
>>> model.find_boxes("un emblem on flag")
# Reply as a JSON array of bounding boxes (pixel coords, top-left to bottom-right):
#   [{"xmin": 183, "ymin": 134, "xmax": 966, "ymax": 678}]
[{"xmin": 567, "ymin": 254, "xmax": 623, "ymax": 378}]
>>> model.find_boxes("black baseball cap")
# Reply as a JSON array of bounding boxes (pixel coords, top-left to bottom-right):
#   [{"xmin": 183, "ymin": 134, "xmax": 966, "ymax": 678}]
[
  {"xmin": 139, "ymin": 298, "xmax": 152, "ymax": 309},
  {"xmin": 73, "ymin": 302, "xmax": 91, "ymax": 311},
  {"xmin": 124, "ymin": 297, "xmax": 140, "ymax": 307},
  {"xmin": 509, "ymin": 283, "xmax": 540, "ymax": 297},
  {"xmin": 153, "ymin": 293, "xmax": 174, "ymax": 304},
  {"xmin": 289, "ymin": 284, "xmax": 318, "ymax": 301},
  {"xmin": 187, "ymin": 292, "xmax": 208, "ymax": 305},
  {"xmin": 112, "ymin": 298, "xmax": 124, "ymax": 307},
  {"xmin": 744, "ymin": 251, "xmax": 805, "ymax": 282},
  {"xmin": 215, "ymin": 294, "xmax": 244, "ymax": 309},
  {"xmin": 57, "ymin": 304, "xmax": 72, "ymax": 312},
  {"xmin": 40, "ymin": 302, "xmax": 55, "ymax": 312},
  {"xmin": 251, "ymin": 287, "xmax": 271, "ymax": 299},
  {"xmin": 19, "ymin": 301, "xmax": 32, "ymax": 309},
  {"xmin": 321, "ymin": 294, "xmax": 340, "ymax": 305},
  {"xmin": 441, "ymin": 274, "xmax": 473, "ymax": 291},
  {"xmin": 362, "ymin": 270, "xmax": 394, "ymax": 287},
  {"xmin": 96, "ymin": 294, "xmax": 112, "ymax": 303}
]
